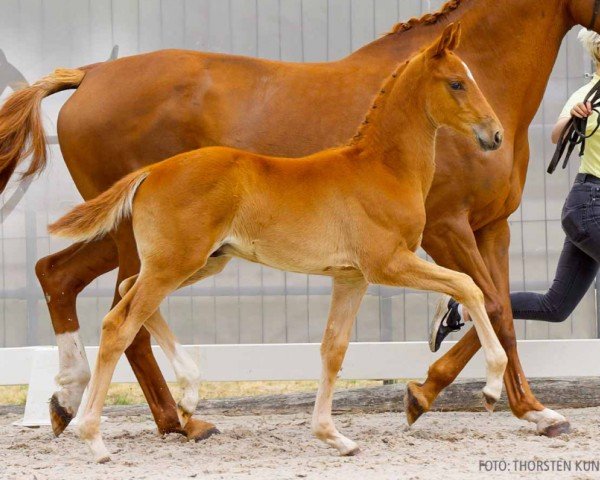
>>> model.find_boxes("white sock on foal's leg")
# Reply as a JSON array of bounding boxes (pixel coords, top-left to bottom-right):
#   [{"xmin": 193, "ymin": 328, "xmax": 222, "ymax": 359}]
[
  {"xmin": 312, "ymin": 379, "xmax": 360, "ymax": 456},
  {"xmin": 172, "ymin": 343, "xmax": 200, "ymax": 424},
  {"xmin": 144, "ymin": 313, "xmax": 200, "ymax": 427},
  {"xmin": 311, "ymin": 278, "xmax": 366, "ymax": 456}
]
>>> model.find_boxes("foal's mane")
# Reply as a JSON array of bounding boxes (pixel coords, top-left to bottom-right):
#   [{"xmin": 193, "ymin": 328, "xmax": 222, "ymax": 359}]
[
  {"xmin": 387, "ymin": 0, "xmax": 463, "ymax": 35},
  {"xmin": 348, "ymin": 60, "xmax": 410, "ymax": 146}
]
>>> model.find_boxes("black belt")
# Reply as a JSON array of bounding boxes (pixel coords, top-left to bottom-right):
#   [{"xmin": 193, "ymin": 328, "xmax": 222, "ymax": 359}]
[{"xmin": 575, "ymin": 173, "xmax": 600, "ymax": 184}]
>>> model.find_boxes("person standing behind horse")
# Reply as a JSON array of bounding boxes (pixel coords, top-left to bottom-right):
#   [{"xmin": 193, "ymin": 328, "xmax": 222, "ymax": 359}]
[{"xmin": 430, "ymin": 28, "xmax": 600, "ymax": 351}]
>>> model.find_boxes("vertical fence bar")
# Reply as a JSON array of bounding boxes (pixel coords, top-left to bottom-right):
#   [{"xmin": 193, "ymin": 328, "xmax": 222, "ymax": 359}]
[{"xmin": 25, "ymin": 191, "xmax": 38, "ymax": 346}]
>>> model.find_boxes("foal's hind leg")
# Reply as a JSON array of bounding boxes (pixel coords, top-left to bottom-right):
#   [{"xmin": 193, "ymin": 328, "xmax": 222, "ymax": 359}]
[
  {"xmin": 118, "ymin": 256, "xmax": 230, "ymax": 439},
  {"xmin": 366, "ymin": 252, "xmax": 508, "ymax": 414},
  {"xmin": 312, "ymin": 276, "xmax": 367, "ymax": 456},
  {"xmin": 79, "ymin": 264, "xmax": 201, "ymax": 462},
  {"xmin": 114, "ymin": 225, "xmax": 227, "ymax": 441}
]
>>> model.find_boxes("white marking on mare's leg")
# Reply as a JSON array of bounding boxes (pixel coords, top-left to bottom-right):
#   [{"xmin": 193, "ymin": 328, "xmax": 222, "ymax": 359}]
[
  {"xmin": 54, "ymin": 330, "xmax": 91, "ymax": 416},
  {"xmin": 523, "ymin": 408, "xmax": 568, "ymax": 434}
]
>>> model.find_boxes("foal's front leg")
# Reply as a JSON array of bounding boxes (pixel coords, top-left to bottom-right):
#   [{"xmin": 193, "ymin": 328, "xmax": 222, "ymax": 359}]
[
  {"xmin": 312, "ymin": 276, "xmax": 367, "ymax": 456},
  {"xmin": 366, "ymin": 251, "xmax": 508, "ymax": 410}
]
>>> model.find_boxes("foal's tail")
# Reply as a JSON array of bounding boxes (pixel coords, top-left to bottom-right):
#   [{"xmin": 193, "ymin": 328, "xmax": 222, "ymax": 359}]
[
  {"xmin": 48, "ymin": 170, "xmax": 149, "ymax": 242},
  {"xmin": 0, "ymin": 68, "xmax": 85, "ymax": 193}
]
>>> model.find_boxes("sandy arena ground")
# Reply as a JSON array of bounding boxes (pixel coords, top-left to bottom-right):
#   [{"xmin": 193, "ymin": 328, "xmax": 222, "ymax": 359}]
[{"xmin": 1, "ymin": 407, "xmax": 600, "ymax": 480}]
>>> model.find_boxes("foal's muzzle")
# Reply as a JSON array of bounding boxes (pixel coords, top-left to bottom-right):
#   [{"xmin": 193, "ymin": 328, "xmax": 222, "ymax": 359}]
[{"xmin": 473, "ymin": 119, "xmax": 503, "ymax": 152}]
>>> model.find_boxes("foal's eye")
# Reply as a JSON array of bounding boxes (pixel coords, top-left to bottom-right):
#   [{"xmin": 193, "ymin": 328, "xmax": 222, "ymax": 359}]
[{"xmin": 449, "ymin": 81, "xmax": 464, "ymax": 91}]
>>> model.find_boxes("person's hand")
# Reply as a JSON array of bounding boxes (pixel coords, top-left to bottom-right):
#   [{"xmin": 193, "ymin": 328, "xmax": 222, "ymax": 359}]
[{"xmin": 571, "ymin": 101, "xmax": 594, "ymax": 118}]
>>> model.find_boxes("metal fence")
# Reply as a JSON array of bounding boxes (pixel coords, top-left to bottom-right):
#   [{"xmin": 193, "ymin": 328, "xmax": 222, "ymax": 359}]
[{"xmin": 0, "ymin": 0, "xmax": 596, "ymax": 348}]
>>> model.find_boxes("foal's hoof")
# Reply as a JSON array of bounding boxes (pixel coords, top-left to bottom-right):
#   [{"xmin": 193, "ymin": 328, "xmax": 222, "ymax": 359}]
[
  {"xmin": 541, "ymin": 420, "xmax": 571, "ymax": 438},
  {"xmin": 404, "ymin": 382, "xmax": 429, "ymax": 426},
  {"xmin": 341, "ymin": 445, "xmax": 361, "ymax": 457},
  {"xmin": 96, "ymin": 455, "xmax": 111, "ymax": 464},
  {"xmin": 184, "ymin": 418, "xmax": 220, "ymax": 442},
  {"xmin": 49, "ymin": 394, "xmax": 73, "ymax": 437},
  {"xmin": 482, "ymin": 392, "xmax": 498, "ymax": 413}
]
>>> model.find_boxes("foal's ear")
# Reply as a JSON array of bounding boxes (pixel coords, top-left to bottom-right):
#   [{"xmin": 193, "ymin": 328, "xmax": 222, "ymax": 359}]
[
  {"xmin": 447, "ymin": 23, "xmax": 461, "ymax": 51},
  {"xmin": 429, "ymin": 22, "xmax": 461, "ymax": 57}
]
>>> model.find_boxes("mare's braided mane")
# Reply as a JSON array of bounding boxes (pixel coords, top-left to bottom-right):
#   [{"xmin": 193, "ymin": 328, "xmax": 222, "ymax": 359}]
[{"xmin": 387, "ymin": 0, "xmax": 463, "ymax": 35}]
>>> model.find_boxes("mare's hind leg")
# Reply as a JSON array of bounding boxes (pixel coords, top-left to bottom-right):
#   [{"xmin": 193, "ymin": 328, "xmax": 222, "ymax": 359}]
[
  {"xmin": 312, "ymin": 275, "xmax": 367, "ymax": 456},
  {"xmin": 35, "ymin": 237, "xmax": 118, "ymax": 435},
  {"xmin": 118, "ymin": 256, "xmax": 231, "ymax": 439},
  {"xmin": 366, "ymin": 252, "xmax": 508, "ymax": 414}
]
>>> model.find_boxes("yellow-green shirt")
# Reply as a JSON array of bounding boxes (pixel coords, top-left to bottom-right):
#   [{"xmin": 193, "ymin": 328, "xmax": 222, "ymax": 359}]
[{"xmin": 560, "ymin": 74, "xmax": 600, "ymax": 178}]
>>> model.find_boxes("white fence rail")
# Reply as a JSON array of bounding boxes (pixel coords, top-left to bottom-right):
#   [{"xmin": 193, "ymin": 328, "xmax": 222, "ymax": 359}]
[
  {"xmin": 8, "ymin": 339, "xmax": 600, "ymax": 426},
  {"xmin": 3, "ymin": 339, "xmax": 600, "ymax": 386}
]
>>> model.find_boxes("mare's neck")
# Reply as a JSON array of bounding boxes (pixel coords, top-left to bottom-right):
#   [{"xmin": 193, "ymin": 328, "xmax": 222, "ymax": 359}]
[{"xmin": 349, "ymin": 0, "xmax": 571, "ymax": 128}]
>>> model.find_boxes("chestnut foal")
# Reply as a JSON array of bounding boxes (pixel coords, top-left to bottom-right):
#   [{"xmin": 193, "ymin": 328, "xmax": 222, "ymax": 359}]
[{"xmin": 50, "ymin": 24, "xmax": 506, "ymax": 462}]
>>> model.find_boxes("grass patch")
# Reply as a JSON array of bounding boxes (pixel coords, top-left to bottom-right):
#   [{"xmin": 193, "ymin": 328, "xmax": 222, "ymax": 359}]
[
  {"xmin": 0, "ymin": 385, "xmax": 27, "ymax": 406},
  {"xmin": 0, "ymin": 379, "xmax": 384, "ymax": 406}
]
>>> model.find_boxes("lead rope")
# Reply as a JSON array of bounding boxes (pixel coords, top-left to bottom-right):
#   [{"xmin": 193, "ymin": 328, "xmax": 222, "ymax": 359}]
[{"xmin": 547, "ymin": 78, "xmax": 600, "ymax": 174}]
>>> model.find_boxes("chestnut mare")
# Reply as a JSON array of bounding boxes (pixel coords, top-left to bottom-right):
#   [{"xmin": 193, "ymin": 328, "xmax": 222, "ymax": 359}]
[
  {"xmin": 0, "ymin": 0, "xmax": 596, "ymax": 440},
  {"xmin": 49, "ymin": 25, "xmax": 506, "ymax": 462}
]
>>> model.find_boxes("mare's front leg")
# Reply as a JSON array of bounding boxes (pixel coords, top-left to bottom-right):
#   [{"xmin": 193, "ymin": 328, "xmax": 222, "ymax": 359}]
[
  {"xmin": 405, "ymin": 218, "xmax": 502, "ymax": 424},
  {"xmin": 312, "ymin": 276, "xmax": 367, "ymax": 456},
  {"xmin": 414, "ymin": 217, "xmax": 568, "ymax": 436},
  {"xmin": 35, "ymin": 237, "xmax": 118, "ymax": 435},
  {"xmin": 476, "ymin": 219, "xmax": 569, "ymax": 435},
  {"xmin": 366, "ymin": 250, "xmax": 507, "ymax": 411}
]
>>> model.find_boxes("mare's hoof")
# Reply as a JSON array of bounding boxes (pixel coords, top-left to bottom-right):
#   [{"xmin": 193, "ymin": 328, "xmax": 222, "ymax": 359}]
[
  {"xmin": 404, "ymin": 382, "xmax": 428, "ymax": 426},
  {"xmin": 541, "ymin": 420, "xmax": 571, "ymax": 438},
  {"xmin": 49, "ymin": 393, "xmax": 73, "ymax": 437}
]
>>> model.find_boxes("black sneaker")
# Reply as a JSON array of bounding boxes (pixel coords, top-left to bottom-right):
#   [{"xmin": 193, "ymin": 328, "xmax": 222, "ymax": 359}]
[{"xmin": 429, "ymin": 295, "xmax": 465, "ymax": 352}]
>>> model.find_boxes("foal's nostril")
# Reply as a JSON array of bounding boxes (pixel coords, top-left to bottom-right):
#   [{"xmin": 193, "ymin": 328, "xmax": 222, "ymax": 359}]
[{"xmin": 494, "ymin": 131, "xmax": 503, "ymax": 146}]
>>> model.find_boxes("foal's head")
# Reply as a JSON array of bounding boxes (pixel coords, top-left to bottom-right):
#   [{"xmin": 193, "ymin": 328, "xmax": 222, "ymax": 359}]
[{"xmin": 418, "ymin": 23, "xmax": 503, "ymax": 151}]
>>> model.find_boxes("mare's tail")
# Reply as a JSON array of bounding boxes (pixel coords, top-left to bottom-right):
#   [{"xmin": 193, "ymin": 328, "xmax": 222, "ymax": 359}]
[{"xmin": 0, "ymin": 68, "xmax": 85, "ymax": 192}]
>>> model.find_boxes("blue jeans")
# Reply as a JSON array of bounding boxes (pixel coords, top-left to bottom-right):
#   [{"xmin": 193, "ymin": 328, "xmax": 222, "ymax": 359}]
[{"xmin": 510, "ymin": 175, "xmax": 600, "ymax": 322}]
